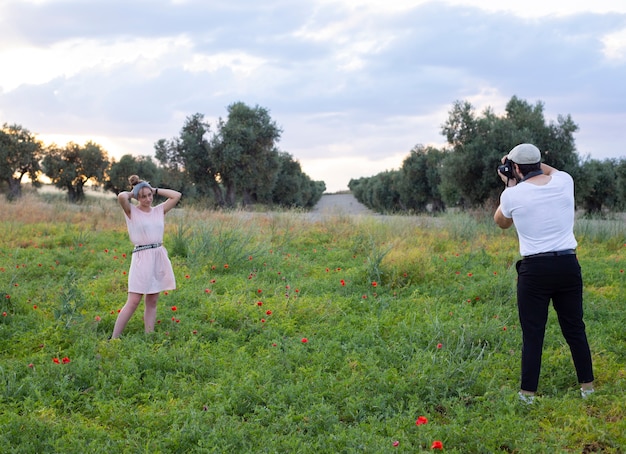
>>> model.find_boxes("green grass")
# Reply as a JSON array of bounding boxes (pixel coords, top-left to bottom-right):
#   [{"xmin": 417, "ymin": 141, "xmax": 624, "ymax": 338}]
[{"xmin": 0, "ymin": 196, "xmax": 625, "ymax": 453}]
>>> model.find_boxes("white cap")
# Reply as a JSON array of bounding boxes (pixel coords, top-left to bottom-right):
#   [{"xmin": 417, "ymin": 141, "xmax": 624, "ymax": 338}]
[{"xmin": 507, "ymin": 143, "xmax": 541, "ymax": 164}]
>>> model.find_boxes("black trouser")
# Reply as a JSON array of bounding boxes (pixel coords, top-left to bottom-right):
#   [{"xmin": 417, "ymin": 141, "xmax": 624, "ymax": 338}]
[{"xmin": 516, "ymin": 254, "xmax": 594, "ymax": 392}]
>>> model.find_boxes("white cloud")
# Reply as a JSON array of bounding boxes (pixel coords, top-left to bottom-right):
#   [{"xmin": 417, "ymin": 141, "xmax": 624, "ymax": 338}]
[
  {"xmin": 0, "ymin": 35, "xmax": 193, "ymax": 92},
  {"xmin": 602, "ymin": 28, "xmax": 626, "ymax": 61}
]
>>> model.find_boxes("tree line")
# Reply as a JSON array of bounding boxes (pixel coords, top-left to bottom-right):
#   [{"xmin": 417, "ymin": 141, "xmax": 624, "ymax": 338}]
[
  {"xmin": 349, "ymin": 96, "xmax": 626, "ymax": 215},
  {"xmin": 0, "ymin": 102, "xmax": 325, "ymax": 209}
]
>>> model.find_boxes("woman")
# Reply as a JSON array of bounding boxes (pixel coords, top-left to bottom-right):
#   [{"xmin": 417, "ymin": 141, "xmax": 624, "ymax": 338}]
[{"xmin": 111, "ymin": 175, "xmax": 181, "ymax": 339}]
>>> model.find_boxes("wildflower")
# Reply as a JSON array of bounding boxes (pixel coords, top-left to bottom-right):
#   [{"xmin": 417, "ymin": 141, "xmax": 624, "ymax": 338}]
[
  {"xmin": 340, "ymin": 279, "xmax": 346, "ymax": 286},
  {"xmin": 2, "ymin": 312, "xmax": 6, "ymax": 317},
  {"xmin": 171, "ymin": 306, "xmax": 177, "ymax": 311},
  {"xmin": 372, "ymin": 281, "xmax": 378, "ymax": 287},
  {"xmin": 257, "ymin": 289, "xmax": 262, "ymax": 294},
  {"xmin": 261, "ymin": 319, "xmax": 266, "ymax": 323},
  {"xmin": 257, "ymin": 301, "xmax": 263, "ymax": 306},
  {"xmin": 301, "ymin": 338, "xmax": 308, "ymax": 343},
  {"xmin": 437, "ymin": 343, "xmax": 442, "ymax": 349},
  {"xmin": 28, "ymin": 363, "xmax": 34, "ymax": 368},
  {"xmin": 33, "ymin": 305, "xmax": 37, "ymax": 310},
  {"xmin": 392, "ymin": 441, "xmax": 399, "ymax": 447},
  {"xmin": 431, "ymin": 440, "xmax": 443, "ymax": 450},
  {"xmin": 53, "ymin": 358, "xmax": 60, "ymax": 364},
  {"xmin": 467, "ymin": 273, "xmax": 473, "ymax": 277},
  {"xmin": 266, "ymin": 310, "xmax": 272, "ymax": 316},
  {"xmin": 94, "ymin": 316, "xmax": 101, "ymax": 322},
  {"xmin": 104, "ymin": 249, "xmax": 109, "ymax": 253},
  {"xmin": 62, "ymin": 357, "xmax": 70, "ymax": 364},
  {"xmin": 416, "ymin": 416, "xmax": 428, "ymax": 425},
  {"xmin": 204, "ymin": 288, "xmax": 211, "ymax": 294},
  {"xmin": 185, "ymin": 274, "xmax": 190, "ymax": 279},
  {"xmin": 192, "ymin": 330, "xmax": 197, "ymax": 334},
  {"xmin": 224, "ymin": 264, "xmax": 229, "ymax": 269}
]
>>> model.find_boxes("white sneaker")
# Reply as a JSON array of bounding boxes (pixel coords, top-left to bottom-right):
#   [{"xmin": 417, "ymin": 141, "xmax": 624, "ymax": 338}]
[
  {"xmin": 581, "ymin": 388, "xmax": 595, "ymax": 399},
  {"xmin": 518, "ymin": 391, "xmax": 535, "ymax": 404}
]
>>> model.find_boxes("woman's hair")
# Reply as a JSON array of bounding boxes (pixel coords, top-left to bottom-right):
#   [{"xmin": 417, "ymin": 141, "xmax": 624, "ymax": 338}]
[{"xmin": 128, "ymin": 175, "xmax": 142, "ymax": 187}]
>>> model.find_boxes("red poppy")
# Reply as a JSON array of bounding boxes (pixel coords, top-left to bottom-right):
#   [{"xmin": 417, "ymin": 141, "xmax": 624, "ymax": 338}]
[
  {"xmin": 62, "ymin": 357, "xmax": 70, "ymax": 364},
  {"xmin": 437, "ymin": 343, "xmax": 442, "ymax": 349},
  {"xmin": 372, "ymin": 281, "xmax": 378, "ymax": 287},
  {"xmin": 431, "ymin": 440, "xmax": 443, "ymax": 450},
  {"xmin": 171, "ymin": 306, "xmax": 177, "ymax": 311},
  {"xmin": 416, "ymin": 416, "xmax": 428, "ymax": 425},
  {"xmin": 52, "ymin": 358, "xmax": 60, "ymax": 364},
  {"xmin": 340, "ymin": 279, "xmax": 346, "ymax": 286},
  {"xmin": 301, "ymin": 338, "xmax": 308, "ymax": 343},
  {"xmin": 257, "ymin": 301, "xmax": 263, "ymax": 306},
  {"xmin": 392, "ymin": 441, "xmax": 399, "ymax": 447},
  {"xmin": 266, "ymin": 310, "xmax": 272, "ymax": 315}
]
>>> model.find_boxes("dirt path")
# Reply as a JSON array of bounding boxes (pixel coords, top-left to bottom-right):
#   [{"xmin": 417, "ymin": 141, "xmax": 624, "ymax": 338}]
[{"xmin": 309, "ymin": 193, "xmax": 374, "ymax": 217}]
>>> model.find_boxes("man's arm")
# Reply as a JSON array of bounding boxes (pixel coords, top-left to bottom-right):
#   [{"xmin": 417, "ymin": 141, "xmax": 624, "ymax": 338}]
[
  {"xmin": 494, "ymin": 205, "xmax": 513, "ymax": 229},
  {"xmin": 540, "ymin": 162, "xmax": 558, "ymax": 176}
]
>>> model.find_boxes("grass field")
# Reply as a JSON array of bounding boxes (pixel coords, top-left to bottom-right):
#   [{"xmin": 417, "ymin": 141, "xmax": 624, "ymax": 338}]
[{"xmin": 1, "ymin": 194, "xmax": 625, "ymax": 453}]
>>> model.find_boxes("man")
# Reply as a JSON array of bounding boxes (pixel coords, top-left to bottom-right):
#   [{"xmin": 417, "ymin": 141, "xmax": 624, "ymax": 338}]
[{"xmin": 494, "ymin": 143, "xmax": 594, "ymax": 404}]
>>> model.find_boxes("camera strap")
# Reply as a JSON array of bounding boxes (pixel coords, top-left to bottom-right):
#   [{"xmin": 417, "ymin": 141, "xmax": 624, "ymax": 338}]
[{"xmin": 521, "ymin": 169, "xmax": 543, "ymax": 182}]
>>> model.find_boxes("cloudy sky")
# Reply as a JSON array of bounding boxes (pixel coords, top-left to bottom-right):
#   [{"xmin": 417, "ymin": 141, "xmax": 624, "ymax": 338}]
[{"xmin": 1, "ymin": 0, "xmax": 625, "ymax": 192}]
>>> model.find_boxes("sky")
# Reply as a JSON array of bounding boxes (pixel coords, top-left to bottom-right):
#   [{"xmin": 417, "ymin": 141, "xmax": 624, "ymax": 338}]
[{"xmin": 1, "ymin": 0, "xmax": 625, "ymax": 193}]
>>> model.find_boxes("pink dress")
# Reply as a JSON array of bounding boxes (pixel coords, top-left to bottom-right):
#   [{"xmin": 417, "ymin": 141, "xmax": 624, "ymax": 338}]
[{"xmin": 124, "ymin": 203, "xmax": 176, "ymax": 294}]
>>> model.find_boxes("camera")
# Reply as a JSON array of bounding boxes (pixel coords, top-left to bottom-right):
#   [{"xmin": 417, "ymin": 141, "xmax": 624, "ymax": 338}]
[{"xmin": 498, "ymin": 158, "xmax": 515, "ymax": 180}]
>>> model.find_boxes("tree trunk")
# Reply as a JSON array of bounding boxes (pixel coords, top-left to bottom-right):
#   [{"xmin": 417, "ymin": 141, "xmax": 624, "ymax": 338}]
[{"xmin": 7, "ymin": 177, "xmax": 22, "ymax": 200}]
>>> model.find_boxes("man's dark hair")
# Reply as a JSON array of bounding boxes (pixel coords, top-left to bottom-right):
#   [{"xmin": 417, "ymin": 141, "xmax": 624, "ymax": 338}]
[{"xmin": 517, "ymin": 162, "xmax": 541, "ymax": 177}]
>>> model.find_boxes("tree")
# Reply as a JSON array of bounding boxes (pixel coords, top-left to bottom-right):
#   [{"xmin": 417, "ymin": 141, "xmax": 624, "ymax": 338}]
[
  {"xmin": 154, "ymin": 113, "xmax": 223, "ymax": 206},
  {"xmin": 271, "ymin": 152, "xmax": 325, "ymax": 208},
  {"xmin": 349, "ymin": 171, "xmax": 402, "ymax": 213},
  {"xmin": 439, "ymin": 96, "xmax": 581, "ymax": 208},
  {"xmin": 211, "ymin": 102, "xmax": 282, "ymax": 207},
  {"xmin": 0, "ymin": 123, "xmax": 43, "ymax": 200},
  {"xmin": 577, "ymin": 158, "xmax": 618, "ymax": 214},
  {"xmin": 398, "ymin": 144, "xmax": 445, "ymax": 212},
  {"xmin": 42, "ymin": 141, "xmax": 109, "ymax": 202},
  {"xmin": 106, "ymin": 154, "xmax": 160, "ymax": 195}
]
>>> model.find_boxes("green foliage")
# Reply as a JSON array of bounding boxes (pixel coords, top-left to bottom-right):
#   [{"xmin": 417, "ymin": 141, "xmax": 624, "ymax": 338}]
[
  {"xmin": 0, "ymin": 123, "xmax": 43, "ymax": 200},
  {"xmin": 352, "ymin": 96, "xmax": 626, "ymax": 215},
  {"xmin": 42, "ymin": 141, "xmax": 109, "ymax": 203},
  {"xmin": 1, "ymin": 199, "xmax": 625, "ymax": 453}
]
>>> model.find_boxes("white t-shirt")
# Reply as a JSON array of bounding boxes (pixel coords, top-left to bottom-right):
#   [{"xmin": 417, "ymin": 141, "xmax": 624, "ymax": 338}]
[{"xmin": 499, "ymin": 170, "xmax": 577, "ymax": 257}]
